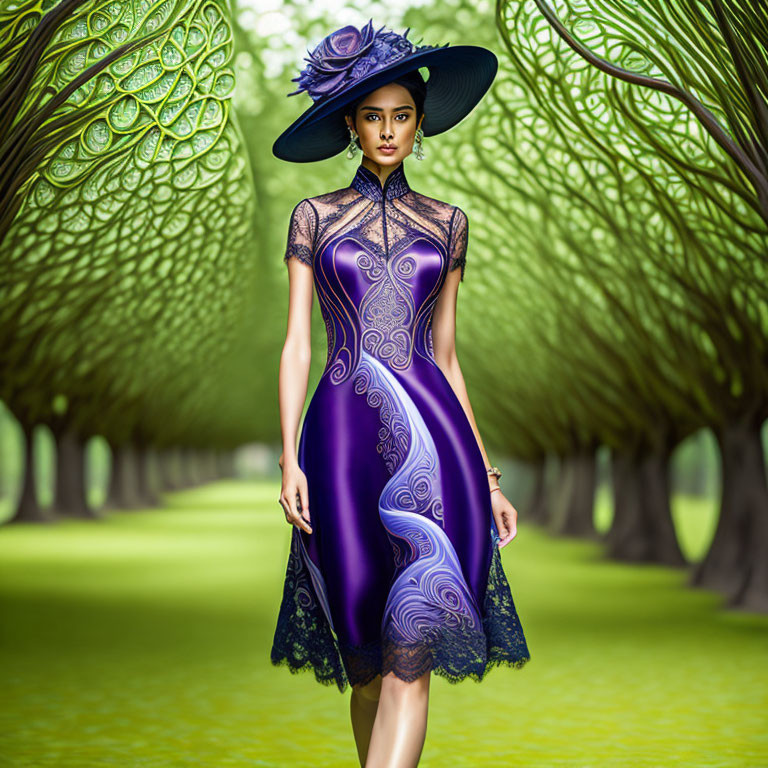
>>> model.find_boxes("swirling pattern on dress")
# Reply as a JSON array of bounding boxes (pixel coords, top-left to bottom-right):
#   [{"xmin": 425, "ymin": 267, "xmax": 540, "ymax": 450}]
[
  {"xmin": 354, "ymin": 350, "xmax": 443, "ymax": 525},
  {"xmin": 355, "ymin": 350, "xmax": 484, "ymax": 677},
  {"xmin": 352, "ymin": 357, "xmax": 410, "ymax": 475},
  {"xmin": 358, "ymin": 248, "xmax": 418, "ymax": 371}
]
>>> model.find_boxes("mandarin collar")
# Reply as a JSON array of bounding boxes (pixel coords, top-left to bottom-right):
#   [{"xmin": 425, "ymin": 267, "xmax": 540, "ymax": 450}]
[{"xmin": 350, "ymin": 162, "xmax": 410, "ymax": 201}]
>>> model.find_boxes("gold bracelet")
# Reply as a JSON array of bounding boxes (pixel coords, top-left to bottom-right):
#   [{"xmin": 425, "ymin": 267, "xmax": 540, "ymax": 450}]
[{"xmin": 490, "ymin": 487, "xmax": 501, "ymax": 494}]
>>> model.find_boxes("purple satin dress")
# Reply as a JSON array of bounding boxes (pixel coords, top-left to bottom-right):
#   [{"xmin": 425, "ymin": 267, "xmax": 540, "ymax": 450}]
[{"xmin": 272, "ymin": 161, "xmax": 530, "ymax": 691}]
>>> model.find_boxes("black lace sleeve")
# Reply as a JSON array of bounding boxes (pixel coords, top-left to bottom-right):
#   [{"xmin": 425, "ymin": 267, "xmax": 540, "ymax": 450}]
[
  {"xmin": 284, "ymin": 198, "xmax": 317, "ymax": 267},
  {"xmin": 448, "ymin": 206, "xmax": 468, "ymax": 281}
]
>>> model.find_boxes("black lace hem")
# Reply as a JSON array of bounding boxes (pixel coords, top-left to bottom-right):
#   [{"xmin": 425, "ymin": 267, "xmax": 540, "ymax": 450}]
[
  {"xmin": 270, "ymin": 527, "xmax": 530, "ymax": 693},
  {"xmin": 269, "ymin": 528, "xmax": 347, "ymax": 692}
]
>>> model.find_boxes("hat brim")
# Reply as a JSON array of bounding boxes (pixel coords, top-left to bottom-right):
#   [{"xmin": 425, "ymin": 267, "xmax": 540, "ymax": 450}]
[{"xmin": 272, "ymin": 45, "xmax": 498, "ymax": 163}]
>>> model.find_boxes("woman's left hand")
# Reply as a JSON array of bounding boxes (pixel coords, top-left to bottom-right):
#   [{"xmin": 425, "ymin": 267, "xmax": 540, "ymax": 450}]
[{"xmin": 490, "ymin": 489, "xmax": 518, "ymax": 549}]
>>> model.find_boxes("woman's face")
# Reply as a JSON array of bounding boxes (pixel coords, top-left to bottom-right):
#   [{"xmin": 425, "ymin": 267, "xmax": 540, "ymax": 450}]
[{"xmin": 345, "ymin": 83, "xmax": 423, "ymax": 167}]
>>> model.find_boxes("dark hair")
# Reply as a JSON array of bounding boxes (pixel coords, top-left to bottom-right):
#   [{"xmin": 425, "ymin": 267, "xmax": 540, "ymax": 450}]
[{"xmin": 343, "ymin": 69, "xmax": 427, "ymax": 147}]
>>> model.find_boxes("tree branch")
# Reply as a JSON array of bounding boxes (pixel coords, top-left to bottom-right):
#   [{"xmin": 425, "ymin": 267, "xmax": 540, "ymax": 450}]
[
  {"xmin": 710, "ymin": 0, "xmax": 768, "ymax": 167},
  {"xmin": 531, "ymin": 0, "xmax": 768, "ymax": 221}
]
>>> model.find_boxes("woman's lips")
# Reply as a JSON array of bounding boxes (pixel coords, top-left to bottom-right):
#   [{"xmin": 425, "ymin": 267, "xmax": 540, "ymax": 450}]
[{"xmin": 378, "ymin": 146, "xmax": 396, "ymax": 154}]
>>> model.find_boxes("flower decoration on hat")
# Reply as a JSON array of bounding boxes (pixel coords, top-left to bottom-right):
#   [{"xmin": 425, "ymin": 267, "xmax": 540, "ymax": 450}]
[{"xmin": 288, "ymin": 18, "xmax": 445, "ymax": 103}]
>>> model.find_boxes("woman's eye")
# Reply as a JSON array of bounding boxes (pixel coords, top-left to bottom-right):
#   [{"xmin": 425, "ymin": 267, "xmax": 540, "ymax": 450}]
[{"xmin": 364, "ymin": 113, "xmax": 410, "ymax": 121}]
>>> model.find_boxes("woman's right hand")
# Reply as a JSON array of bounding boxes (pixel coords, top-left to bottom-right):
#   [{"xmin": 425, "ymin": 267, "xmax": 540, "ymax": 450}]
[{"xmin": 279, "ymin": 459, "xmax": 312, "ymax": 534}]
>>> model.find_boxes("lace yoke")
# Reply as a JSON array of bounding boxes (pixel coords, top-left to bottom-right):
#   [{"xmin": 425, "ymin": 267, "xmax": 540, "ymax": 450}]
[{"xmin": 283, "ymin": 162, "xmax": 469, "ymax": 282}]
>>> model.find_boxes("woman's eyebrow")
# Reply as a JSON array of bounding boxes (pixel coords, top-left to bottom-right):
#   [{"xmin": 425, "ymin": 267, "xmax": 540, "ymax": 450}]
[{"xmin": 359, "ymin": 105, "xmax": 415, "ymax": 111}]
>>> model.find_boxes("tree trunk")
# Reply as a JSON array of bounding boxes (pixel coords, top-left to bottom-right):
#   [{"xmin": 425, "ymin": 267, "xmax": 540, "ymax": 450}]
[
  {"xmin": 640, "ymin": 444, "xmax": 685, "ymax": 566},
  {"xmin": 607, "ymin": 442, "xmax": 683, "ymax": 564},
  {"xmin": 6, "ymin": 422, "xmax": 53, "ymax": 524},
  {"xmin": 569, "ymin": 446, "xmax": 598, "ymax": 537},
  {"xmin": 53, "ymin": 427, "xmax": 96, "ymax": 518},
  {"xmin": 606, "ymin": 447, "xmax": 649, "ymax": 559},
  {"xmin": 549, "ymin": 448, "xmax": 597, "ymax": 537},
  {"xmin": 157, "ymin": 448, "xmax": 184, "ymax": 491},
  {"xmin": 105, "ymin": 442, "xmax": 143, "ymax": 510},
  {"xmin": 525, "ymin": 459, "xmax": 549, "ymax": 525},
  {"xmin": 734, "ymin": 469, "xmax": 768, "ymax": 612},
  {"xmin": 136, "ymin": 444, "xmax": 161, "ymax": 506},
  {"xmin": 691, "ymin": 413, "xmax": 768, "ymax": 612},
  {"xmin": 547, "ymin": 455, "xmax": 572, "ymax": 535},
  {"xmin": 180, "ymin": 447, "xmax": 200, "ymax": 487},
  {"xmin": 199, "ymin": 448, "xmax": 213, "ymax": 482},
  {"xmin": 205, "ymin": 448, "xmax": 219, "ymax": 481},
  {"xmin": 217, "ymin": 449, "xmax": 236, "ymax": 478}
]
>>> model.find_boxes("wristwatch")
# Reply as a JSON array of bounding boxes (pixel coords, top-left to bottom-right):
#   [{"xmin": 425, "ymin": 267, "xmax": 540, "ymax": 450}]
[{"xmin": 486, "ymin": 466, "xmax": 502, "ymax": 479}]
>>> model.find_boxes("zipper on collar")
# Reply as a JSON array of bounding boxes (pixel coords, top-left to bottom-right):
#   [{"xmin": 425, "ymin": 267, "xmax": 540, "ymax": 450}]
[
  {"xmin": 382, "ymin": 196, "xmax": 388, "ymax": 260},
  {"xmin": 382, "ymin": 171, "xmax": 394, "ymax": 198}
]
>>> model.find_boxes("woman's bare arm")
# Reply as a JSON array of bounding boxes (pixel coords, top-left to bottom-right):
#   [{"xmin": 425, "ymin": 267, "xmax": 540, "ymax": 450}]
[
  {"xmin": 432, "ymin": 267, "xmax": 518, "ymax": 547},
  {"xmin": 278, "ymin": 258, "xmax": 314, "ymax": 533},
  {"xmin": 432, "ymin": 268, "xmax": 495, "ymax": 485}
]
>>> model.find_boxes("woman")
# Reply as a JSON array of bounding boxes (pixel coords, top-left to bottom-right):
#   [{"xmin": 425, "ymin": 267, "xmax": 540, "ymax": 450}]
[{"xmin": 271, "ymin": 20, "xmax": 530, "ymax": 768}]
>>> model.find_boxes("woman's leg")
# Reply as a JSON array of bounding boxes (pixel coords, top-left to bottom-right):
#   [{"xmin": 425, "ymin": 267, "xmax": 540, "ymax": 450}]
[
  {"xmin": 364, "ymin": 670, "xmax": 431, "ymax": 768},
  {"xmin": 351, "ymin": 674, "xmax": 383, "ymax": 767}
]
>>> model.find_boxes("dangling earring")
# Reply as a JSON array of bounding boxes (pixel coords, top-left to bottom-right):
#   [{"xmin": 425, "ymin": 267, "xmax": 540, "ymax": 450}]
[
  {"xmin": 413, "ymin": 127, "xmax": 425, "ymax": 160},
  {"xmin": 346, "ymin": 127, "xmax": 359, "ymax": 160}
]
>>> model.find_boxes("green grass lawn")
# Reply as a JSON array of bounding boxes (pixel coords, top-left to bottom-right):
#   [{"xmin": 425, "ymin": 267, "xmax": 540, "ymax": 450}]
[{"xmin": 0, "ymin": 480, "xmax": 766, "ymax": 767}]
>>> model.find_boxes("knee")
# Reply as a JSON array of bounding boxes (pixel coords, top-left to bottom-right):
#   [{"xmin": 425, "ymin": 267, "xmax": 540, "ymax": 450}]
[
  {"xmin": 381, "ymin": 669, "xmax": 430, "ymax": 699},
  {"xmin": 352, "ymin": 674, "xmax": 382, "ymax": 702}
]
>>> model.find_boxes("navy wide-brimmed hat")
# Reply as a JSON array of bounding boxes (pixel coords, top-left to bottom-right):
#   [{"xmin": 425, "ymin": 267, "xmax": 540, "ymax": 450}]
[{"xmin": 272, "ymin": 19, "xmax": 498, "ymax": 163}]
